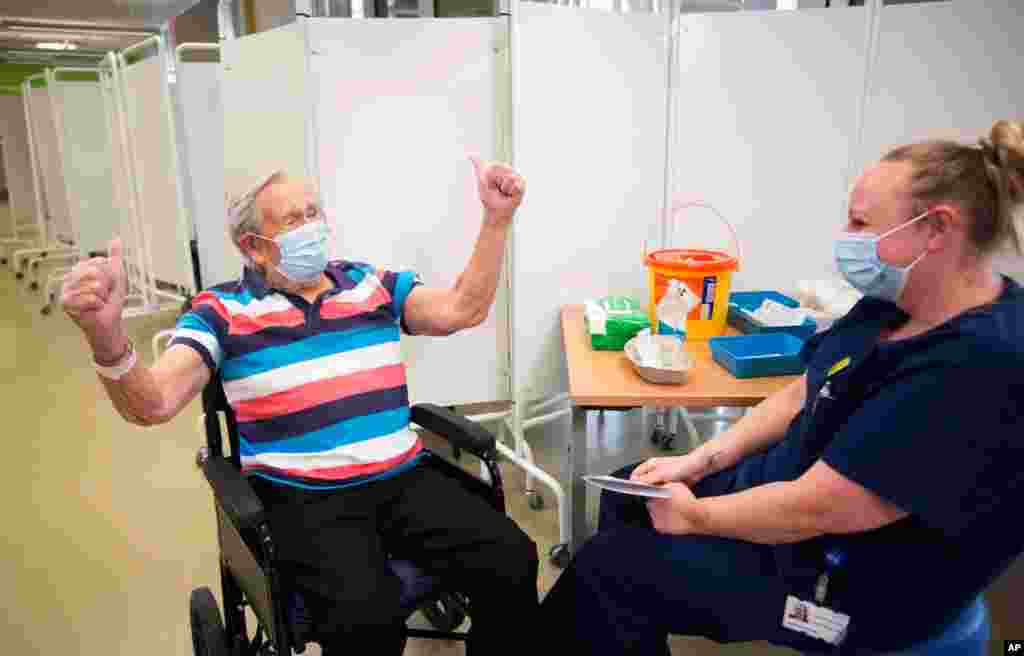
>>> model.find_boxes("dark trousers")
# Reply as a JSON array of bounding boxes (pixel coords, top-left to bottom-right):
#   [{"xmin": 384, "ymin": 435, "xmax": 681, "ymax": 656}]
[
  {"xmin": 540, "ymin": 462, "xmax": 828, "ymax": 655},
  {"xmin": 250, "ymin": 458, "xmax": 539, "ymax": 655}
]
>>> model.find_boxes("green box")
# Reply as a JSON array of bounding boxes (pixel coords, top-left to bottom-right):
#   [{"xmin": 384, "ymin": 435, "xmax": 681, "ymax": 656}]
[{"xmin": 584, "ymin": 296, "xmax": 650, "ymax": 351}]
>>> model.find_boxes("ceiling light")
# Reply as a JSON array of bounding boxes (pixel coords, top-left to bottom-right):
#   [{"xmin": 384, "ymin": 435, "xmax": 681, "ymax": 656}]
[{"xmin": 35, "ymin": 42, "xmax": 78, "ymax": 51}]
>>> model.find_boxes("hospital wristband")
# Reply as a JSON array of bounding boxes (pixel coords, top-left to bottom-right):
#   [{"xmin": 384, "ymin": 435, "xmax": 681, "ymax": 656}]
[{"xmin": 93, "ymin": 340, "xmax": 137, "ymax": 380}]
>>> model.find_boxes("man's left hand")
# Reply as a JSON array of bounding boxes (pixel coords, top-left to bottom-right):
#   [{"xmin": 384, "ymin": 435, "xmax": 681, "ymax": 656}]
[
  {"xmin": 470, "ymin": 156, "xmax": 525, "ymax": 225},
  {"xmin": 646, "ymin": 483, "xmax": 707, "ymax": 536}
]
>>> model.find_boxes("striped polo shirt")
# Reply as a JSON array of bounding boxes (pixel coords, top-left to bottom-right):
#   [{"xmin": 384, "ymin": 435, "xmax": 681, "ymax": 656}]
[{"xmin": 170, "ymin": 261, "xmax": 425, "ymax": 489}]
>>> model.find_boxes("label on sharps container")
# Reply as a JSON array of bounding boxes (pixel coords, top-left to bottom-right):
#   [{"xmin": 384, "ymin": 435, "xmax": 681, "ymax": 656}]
[
  {"xmin": 700, "ymin": 276, "xmax": 717, "ymax": 320},
  {"xmin": 658, "ymin": 320, "xmax": 686, "ymax": 341}
]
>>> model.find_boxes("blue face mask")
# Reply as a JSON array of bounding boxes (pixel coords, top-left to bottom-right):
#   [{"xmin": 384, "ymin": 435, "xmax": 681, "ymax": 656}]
[
  {"xmin": 254, "ymin": 220, "xmax": 329, "ymax": 286},
  {"xmin": 834, "ymin": 210, "xmax": 932, "ymax": 302}
]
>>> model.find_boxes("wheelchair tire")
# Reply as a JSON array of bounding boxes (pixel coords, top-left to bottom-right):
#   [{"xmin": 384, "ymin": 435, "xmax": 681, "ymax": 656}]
[
  {"xmin": 190, "ymin": 587, "xmax": 230, "ymax": 656},
  {"xmin": 419, "ymin": 591, "xmax": 468, "ymax": 633}
]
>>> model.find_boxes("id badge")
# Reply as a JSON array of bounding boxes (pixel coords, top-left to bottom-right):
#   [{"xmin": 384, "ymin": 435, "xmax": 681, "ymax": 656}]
[{"xmin": 782, "ymin": 595, "xmax": 850, "ymax": 646}]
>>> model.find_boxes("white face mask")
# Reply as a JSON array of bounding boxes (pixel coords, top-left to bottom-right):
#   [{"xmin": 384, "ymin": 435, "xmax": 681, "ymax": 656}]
[
  {"xmin": 251, "ymin": 220, "xmax": 329, "ymax": 287},
  {"xmin": 834, "ymin": 210, "xmax": 932, "ymax": 302}
]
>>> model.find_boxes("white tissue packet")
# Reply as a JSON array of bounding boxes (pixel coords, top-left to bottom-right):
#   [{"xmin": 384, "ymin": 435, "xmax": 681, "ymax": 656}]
[{"xmin": 746, "ymin": 299, "xmax": 808, "ymax": 327}]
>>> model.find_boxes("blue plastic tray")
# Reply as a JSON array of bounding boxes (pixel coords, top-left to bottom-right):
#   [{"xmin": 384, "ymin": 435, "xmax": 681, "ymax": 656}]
[
  {"xmin": 728, "ymin": 291, "xmax": 816, "ymax": 339},
  {"xmin": 710, "ymin": 333, "xmax": 807, "ymax": 379}
]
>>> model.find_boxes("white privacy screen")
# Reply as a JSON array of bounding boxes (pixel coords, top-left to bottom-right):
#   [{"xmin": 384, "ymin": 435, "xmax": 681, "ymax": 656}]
[
  {"xmin": 309, "ymin": 17, "xmax": 509, "ymax": 406},
  {"xmin": 51, "ymin": 81, "xmax": 119, "ymax": 255},
  {"xmin": 668, "ymin": 7, "xmax": 868, "ymax": 297},
  {"xmin": 29, "ymin": 86, "xmax": 72, "ymax": 243},
  {"xmin": 513, "ymin": 4, "xmax": 667, "ymax": 400},
  {"xmin": 121, "ymin": 56, "xmax": 194, "ymax": 290},
  {"xmin": 176, "ymin": 61, "xmax": 241, "ymax": 288},
  {"xmin": 0, "ymin": 95, "xmax": 35, "ymax": 233},
  {"xmin": 860, "ymin": 0, "xmax": 1024, "ymax": 276},
  {"xmin": 221, "ymin": 23, "xmax": 311, "ymax": 200}
]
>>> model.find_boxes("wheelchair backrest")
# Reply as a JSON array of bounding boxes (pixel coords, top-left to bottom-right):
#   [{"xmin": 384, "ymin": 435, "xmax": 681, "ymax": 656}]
[{"xmin": 201, "ymin": 376, "xmax": 243, "ymax": 470}]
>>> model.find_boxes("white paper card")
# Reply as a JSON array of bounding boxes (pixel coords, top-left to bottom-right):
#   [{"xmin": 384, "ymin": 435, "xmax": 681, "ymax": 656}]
[
  {"xmin": 583, "ymin": 475, "xmax": 672, "ymax": 499},
  {"xmin": 782, "ymin": 595, "xmax": 850, "ymax": 646}
]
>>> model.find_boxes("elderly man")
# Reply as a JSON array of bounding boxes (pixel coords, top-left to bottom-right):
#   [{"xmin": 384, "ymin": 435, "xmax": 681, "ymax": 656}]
[{"xmin": 61, "ymin": 159, "xmax": 537, "ymax": 655}]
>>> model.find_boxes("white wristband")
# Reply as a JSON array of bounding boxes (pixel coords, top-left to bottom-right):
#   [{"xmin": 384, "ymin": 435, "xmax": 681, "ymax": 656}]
[{"xmin": 93, "ymin": 341, "xmax": 137, "ymax": 380}]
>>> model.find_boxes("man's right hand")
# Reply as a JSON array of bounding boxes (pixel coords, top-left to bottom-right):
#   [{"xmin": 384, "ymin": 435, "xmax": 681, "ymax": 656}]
[
  {"xmin": 631, "ymin": 450, "xmax": 715, "ymax": 487},
  {"xmin": 62, "ymin": 237, "xmax": 130, "ymax": 362}
]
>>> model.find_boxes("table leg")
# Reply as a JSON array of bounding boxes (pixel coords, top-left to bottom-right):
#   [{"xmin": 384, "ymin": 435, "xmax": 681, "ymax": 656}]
[{"xmin": 567, "ymin": 404, "xmax": 589, "ymax": 556}]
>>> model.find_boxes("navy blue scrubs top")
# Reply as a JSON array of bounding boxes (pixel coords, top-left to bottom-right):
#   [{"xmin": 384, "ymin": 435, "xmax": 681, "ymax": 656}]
[{"xmin": 751, "ymin": 276, "xmax": 1024, "ymax": 650}]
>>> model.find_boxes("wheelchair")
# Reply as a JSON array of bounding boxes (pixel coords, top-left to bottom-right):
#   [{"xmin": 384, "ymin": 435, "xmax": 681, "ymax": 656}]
[{"xmin": 189, "ymin": 378, "xmax": 508, "ymax": 655}]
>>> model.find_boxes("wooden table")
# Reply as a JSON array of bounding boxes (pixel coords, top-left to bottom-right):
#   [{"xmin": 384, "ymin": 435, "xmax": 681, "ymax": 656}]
[{"xmin": 557, "ymin": 305, "xmax": 798, "ymax": 559}]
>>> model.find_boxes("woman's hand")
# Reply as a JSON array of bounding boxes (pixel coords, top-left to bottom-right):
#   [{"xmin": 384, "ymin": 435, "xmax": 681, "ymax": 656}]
[
  {"xmin": 646, "ymin": 483, "xmax": 707, "ymax": 536},
  {"xmin": 631, "ymin": 449, "xmax": 715, "ymax": 487}
]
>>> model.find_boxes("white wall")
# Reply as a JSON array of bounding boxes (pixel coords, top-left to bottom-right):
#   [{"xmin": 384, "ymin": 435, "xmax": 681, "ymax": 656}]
[{"xmin": 0, "ymin": 95, "xmax": 34, "ymax": 233}]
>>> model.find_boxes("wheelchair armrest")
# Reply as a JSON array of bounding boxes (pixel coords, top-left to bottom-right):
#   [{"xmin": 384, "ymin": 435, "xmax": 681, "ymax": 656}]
[
  {"xmin": 411, "ymin": 404, "xmax": 496, "ymax": 457},
  {"xmin": 201, "ymin": 456, "xmax": 265, "ymax": 531}
]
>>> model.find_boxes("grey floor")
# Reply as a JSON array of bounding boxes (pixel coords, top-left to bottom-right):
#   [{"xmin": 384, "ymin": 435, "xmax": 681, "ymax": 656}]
[{"xmin": 1, "ymin": 211, "xmax": 1019, "ymax": 654}]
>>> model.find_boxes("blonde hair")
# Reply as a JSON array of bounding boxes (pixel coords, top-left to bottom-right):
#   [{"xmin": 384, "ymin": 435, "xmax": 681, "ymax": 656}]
[{"xmin": 882, "ymin": 120, "xmax": 1024, "ymax": 256}]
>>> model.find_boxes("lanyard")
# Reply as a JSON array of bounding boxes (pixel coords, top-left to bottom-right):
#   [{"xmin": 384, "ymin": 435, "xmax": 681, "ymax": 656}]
[{"xmin": 814, "ymin": 548, "xmax": 846, "ymax": 605}]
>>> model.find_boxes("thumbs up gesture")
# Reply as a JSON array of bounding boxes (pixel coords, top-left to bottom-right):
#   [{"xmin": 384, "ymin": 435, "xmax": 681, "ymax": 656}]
[
  {"xmin": 469, "ymin": 156, "xmax": 526, "ymax": 226},
  {"xmin": 61, "ymin": 237, "xmax": 130, "ymax": 361}
]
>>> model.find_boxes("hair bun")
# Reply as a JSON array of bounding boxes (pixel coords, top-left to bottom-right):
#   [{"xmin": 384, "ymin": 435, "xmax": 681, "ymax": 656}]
[
  {"xmin": 987, "ymin": 120, "xmax": 1024, "ymax": 172},
  {"xmin": 980, "ymin": 121, "xmax": 1024, "ymax": 202}
]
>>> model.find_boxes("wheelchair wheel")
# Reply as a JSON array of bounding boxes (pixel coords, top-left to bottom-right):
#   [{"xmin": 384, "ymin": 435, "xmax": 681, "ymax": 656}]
[
  {"xmin": 190, "ymin": 587, "xmax": 230, "ymax": 656},
  {"xmin": 419, "ymin": 591, "xmax": 468, "ymax": 633}
]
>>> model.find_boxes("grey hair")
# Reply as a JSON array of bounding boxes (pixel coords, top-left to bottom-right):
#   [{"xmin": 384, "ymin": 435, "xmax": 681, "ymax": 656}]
[{"xmin": 227, "ymin": 171, "xmax": 288, "ymax": 255}]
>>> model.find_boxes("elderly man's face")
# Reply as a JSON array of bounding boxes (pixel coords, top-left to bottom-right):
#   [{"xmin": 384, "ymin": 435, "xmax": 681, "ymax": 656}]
[{"xmin": 241, "ymin": 180, "xmax": 323, "ymax": 270}]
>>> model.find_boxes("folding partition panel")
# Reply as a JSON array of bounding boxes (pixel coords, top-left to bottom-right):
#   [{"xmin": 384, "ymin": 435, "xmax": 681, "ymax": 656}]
[
  {"xmin": 513, "ymin": 3, "xmax": 668, "ymax": 401},
  {"xmin": 175, "ymin": 47, "xmax": 238, "ymax": 288},
  {"xmin": 308, "ymin": 17, "xmax": 509, "ymax": 407},
  {"xmin": 0, "ymin": 95, "xmax": 35, "ymax": 237},
  {"xmin": 100, "ymin": 63, "xmax": 153, "ymax": 310},
  {"xmin": 48, "ymin": 72, "xmax": 119, "ymax": 256},
  {"xmin": 27, "ymin": 84, "xmax": 71, "ymax": 244},
  {"xmin": 859, "ymin": 0, "xmax": 1024, "ymax": 276},
  {"xmin": 221, "ymin": 22, "xmax": 312, "ymax": 201},
  {"xmin": 668, "ymin": 6, "xmax": 869, "ymax": 297},
  {"xmin": 222, "ymin": 19, "xmax": 510, "ymax": 408},
  {"xmin": 119, "ymin": 43, "xmax": 195, "ymax": 295}
]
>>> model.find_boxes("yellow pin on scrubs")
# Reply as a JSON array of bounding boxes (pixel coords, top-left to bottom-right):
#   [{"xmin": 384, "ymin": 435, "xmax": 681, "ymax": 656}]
[{"xmin": 828, "ymin": 356, "xmax": 851, "ymax": 378}]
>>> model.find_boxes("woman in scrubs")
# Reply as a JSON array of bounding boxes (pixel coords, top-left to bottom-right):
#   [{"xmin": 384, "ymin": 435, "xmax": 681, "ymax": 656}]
[{"xmin": 541, "ymin": 120, "xmax": 1024, "ymax": 654}]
